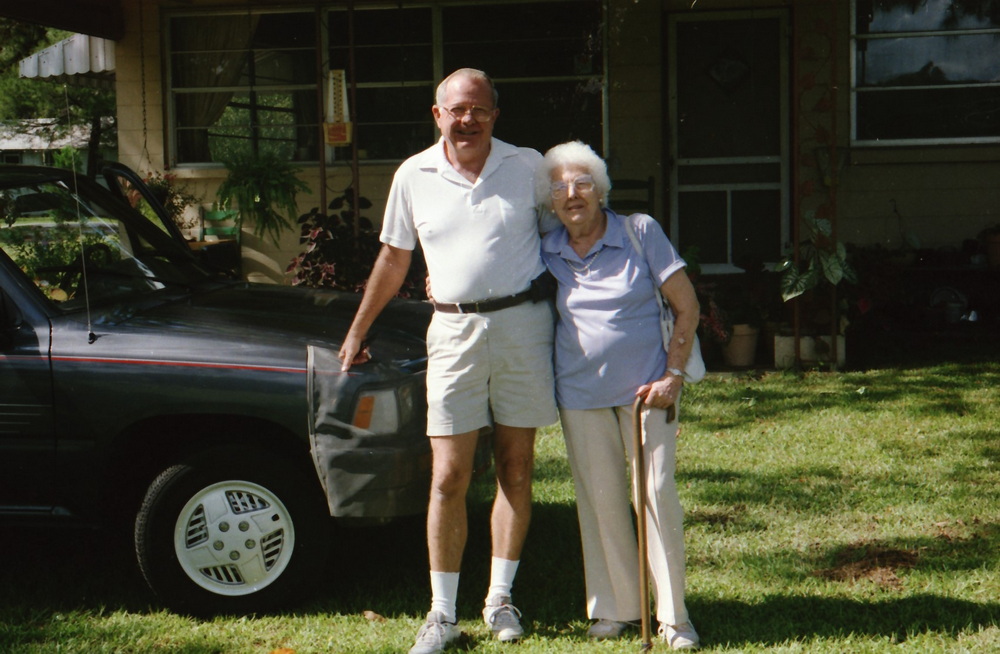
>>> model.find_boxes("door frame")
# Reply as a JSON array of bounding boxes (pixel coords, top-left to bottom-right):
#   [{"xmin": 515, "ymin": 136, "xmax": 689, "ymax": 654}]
[{"xmin": 667, "ymin": 9, "xmax": 790, "ymax": 274}]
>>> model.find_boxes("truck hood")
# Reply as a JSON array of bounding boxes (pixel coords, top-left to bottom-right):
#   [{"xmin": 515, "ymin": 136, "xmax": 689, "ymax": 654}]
[{"xmin": 89, "ymin": 282, "xmax": 432, "ymax": 370}]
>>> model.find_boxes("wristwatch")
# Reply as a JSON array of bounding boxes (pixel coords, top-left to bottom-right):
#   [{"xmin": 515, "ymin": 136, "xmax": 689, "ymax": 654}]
[{"xmin": 667, "ymin": 367, "xmax": 685, "ymax": 379}]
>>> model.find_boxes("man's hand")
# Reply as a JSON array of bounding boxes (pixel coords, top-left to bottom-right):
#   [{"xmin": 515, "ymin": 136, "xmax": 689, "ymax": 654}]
[
  {"xmin": 339, "ymin": 332, "xmax": 371, "ymax": 371},
  {"xmin": 338, "ymin": 244, "xmax": 413, "ymax": 371}
]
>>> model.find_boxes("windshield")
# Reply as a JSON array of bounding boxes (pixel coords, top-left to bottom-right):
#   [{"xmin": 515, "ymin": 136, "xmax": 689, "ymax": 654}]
[{"xmin": 0, "ymin": 171, "xmax": 215, "ymax": 311}]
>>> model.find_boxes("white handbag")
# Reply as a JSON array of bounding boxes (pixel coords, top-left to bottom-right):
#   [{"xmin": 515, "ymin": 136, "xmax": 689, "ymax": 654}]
[{"xmin": 622, "ymin": 213, "xmax": 706, "ymax": 383}]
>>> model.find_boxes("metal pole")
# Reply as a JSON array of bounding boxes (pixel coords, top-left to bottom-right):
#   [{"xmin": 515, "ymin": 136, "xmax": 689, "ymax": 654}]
[
  {"xmin": 348, "ymin": 0, "xmax": 360, "ymax": 238},
  {"xmin": 314, "ymin": 3, "xmax": 327, "ymax": 217}
]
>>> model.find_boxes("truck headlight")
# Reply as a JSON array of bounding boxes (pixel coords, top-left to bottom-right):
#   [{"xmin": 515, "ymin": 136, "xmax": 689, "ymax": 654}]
[{"xmin": 352, "ymin": 388, "xmax": 400, "ymax": 435}]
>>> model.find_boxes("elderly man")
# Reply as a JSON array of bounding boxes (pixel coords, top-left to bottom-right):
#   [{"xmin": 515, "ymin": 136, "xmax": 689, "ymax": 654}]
[{"xmin": 339, "ymin": 68, "xmax": 556, "ymax": 654}]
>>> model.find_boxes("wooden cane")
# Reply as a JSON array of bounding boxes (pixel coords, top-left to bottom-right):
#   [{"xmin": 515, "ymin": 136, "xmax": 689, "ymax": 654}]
[
  {"xmin": 633, "ymin": 395, "xmax": 675, "ymax": 651},
  {"xmin": 632, "ymin": 395, "xmax": 654, "ymax": 650}
]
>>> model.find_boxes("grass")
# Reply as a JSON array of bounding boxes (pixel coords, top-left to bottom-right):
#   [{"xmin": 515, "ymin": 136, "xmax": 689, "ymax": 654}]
[{"xmin": 2, "ymin": 359, "xmax": 999, "ymax": 652}]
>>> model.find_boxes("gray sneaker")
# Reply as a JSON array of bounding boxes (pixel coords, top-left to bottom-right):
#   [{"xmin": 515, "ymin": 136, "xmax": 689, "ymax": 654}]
[
  {"xmin": 482, "ymin": 594, "xmax": 524, "ymax": 642},
  {"xmin": 408, "ymin": 611, "xmax": 459, "ymax": 654}
]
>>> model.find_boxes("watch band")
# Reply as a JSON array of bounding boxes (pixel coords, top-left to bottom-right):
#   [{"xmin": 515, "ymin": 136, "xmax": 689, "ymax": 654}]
[{"xmin": 667, "ymin": 367, "xmax": 684, "ymax": 378}]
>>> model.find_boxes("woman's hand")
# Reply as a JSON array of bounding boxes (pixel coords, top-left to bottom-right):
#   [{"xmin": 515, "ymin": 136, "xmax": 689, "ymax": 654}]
[{"xmin": 636, "ymin": 372, "xmax": 683, "ymax": 410}]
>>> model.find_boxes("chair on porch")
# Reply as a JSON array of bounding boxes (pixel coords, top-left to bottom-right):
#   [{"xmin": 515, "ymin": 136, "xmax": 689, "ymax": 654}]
[{"xmin": 610, "ymin": 176, "xmax": 655, "ymax": 216}]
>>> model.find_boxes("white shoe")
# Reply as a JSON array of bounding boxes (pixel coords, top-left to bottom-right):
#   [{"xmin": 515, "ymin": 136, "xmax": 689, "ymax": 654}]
[
  {"xmin": 659, "ymin": 621, "xmax": 700, "ymax": 649},
  {"xmin": 587, "ymin": 619, "xmax": 632, "ymax": 639},
  {"xmin": 408, "ymin": 611, "xmax": 459, "ymax": 654},
  {"xmin": 482, "ymin": 594, "xmax": 524, "ymax": 642}
]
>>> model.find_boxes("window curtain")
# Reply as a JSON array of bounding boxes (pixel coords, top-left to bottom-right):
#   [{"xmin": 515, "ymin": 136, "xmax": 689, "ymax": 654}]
[{"xmin": 173, "ymin": 15, "xmax": 260, "ymax": 163}]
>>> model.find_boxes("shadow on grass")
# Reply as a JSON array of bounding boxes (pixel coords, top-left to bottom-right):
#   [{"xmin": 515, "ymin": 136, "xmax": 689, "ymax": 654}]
[
  {"xmin": 681, "ymin": 457, "xmax": 1000, "ymax": 523},
  {"xmin": 0, "ymin": 523, "xmax": 151, "ymax": 616},
  {"xmin": 2, "ymin": 503, "xmax": 998, "ymax": 650},
  {"xmin": 305, "ymin": 484, "xmax": 588, "ymax": 622},
  {"xmin": 690, "ymin": 594, "xmax": 1000, "ymax": 647}
]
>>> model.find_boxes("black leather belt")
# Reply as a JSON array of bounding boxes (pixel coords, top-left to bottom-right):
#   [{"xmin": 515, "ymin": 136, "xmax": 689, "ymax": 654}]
[{"xmin": 431, "ymin": 288, "xmax": 534, "ymax": 314}]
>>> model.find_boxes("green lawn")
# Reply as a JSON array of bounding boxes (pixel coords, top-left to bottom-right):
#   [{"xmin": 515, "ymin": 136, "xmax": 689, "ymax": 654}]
[{"xmin": 2, "ymin": 361, "xmax": 998, "ymax": 653}]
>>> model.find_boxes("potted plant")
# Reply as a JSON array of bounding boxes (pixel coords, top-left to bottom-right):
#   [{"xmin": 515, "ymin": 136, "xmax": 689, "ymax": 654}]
[
  {"xmin": 712, "ymin": 258, "xmax": 783, "ymax": 368},
  {"xmin": 216, "ymin": 152, "xmax": 310, "ymax": 245},
  {"xmin": 717, "ymin": 287, "xmax": 766, "ymax": 368},
  {"xmin": 681, "ymin": 246, "xmax": 731, "ymax": 353},
  {"xmin": 126, "ymin": 171, "xmax": 201, "ymax": 239},
  {"xmin": 774, "ymin": 213, "xmax": 857, "ymax": 368},
  {"xmin": 286, "ymin": 187, "xmax": 427, "ymax": 297}
]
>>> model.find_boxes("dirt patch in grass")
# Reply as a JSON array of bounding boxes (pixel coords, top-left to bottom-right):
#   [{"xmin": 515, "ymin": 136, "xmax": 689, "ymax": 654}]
[{"xmin": 813, "ymin": 541, "xmax": 919, "ymax": 590}]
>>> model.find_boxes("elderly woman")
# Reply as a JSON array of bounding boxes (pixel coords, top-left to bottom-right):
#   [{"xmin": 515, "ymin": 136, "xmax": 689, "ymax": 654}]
[{"xmin": 535, "ymin": 141, "xmax": 701, "ymax": 649}]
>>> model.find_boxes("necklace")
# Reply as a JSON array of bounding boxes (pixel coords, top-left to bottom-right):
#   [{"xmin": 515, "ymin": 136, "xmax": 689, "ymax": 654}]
[{"xmin": 565, "ymin": 248, "xmax": 603, "ymax": 274}]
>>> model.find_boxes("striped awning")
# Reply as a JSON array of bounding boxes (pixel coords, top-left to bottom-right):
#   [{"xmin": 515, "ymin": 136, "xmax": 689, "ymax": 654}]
[{"xmin": 19, "ymin": 33, "xmax": 115, "ymax": 90}]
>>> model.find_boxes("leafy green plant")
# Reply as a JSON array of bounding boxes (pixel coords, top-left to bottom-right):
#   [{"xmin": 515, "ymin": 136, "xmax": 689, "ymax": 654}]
[
  {"xmin": 287, "ymin": 187, "xmax": 426, "ymax": 298},
  {"xmin": 216, "ymin": 152, "xmax": 310, "ymax": 245},
  {"xmin": 128, "ymin": 171, "xmax": 200, "ymax": 232},
  {"xmin": 51, "ymin": 146, "xmax": 83, "ymax": 173},
  {"xmin": 777, "ymin": 213, "xmax": 857, "ymax": 302}
]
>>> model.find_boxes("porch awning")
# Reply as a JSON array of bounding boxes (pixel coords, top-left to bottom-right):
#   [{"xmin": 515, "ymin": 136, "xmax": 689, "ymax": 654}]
[{"xmin": 19, "ymin": 33, "xmax": 115, "ymax": 90}]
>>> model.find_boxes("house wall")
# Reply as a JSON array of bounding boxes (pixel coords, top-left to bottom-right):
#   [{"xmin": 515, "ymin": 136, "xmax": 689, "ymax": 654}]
[
  {"xmin": 664, "ymin": 0, "xmax": 1000, "ymax": 254},
  {"xmin": 842, "ymin": 152, "xmax": 1000, "ymax": 250},
  {"xmin": 114, "ymin": 0, "xmax": 1000, "ymax": 284},
  {"xmin": 605, "ymin": 0, "xmax": 664, "ymax": 219}
]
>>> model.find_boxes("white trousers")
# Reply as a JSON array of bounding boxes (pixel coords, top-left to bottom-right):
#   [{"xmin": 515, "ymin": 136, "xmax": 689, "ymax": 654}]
[{"xmin": 560, "ymin": 403, "xmax": 689, "ymax": 625}]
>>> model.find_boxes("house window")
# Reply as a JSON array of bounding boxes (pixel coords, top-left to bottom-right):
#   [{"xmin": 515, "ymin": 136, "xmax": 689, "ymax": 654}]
[
  {"xmin": 169, "ymin": 10, "xmax": 319, "ymax": 165},
  {"xmin": 168, "ymin": 1, "xmax": 603, "ymax": 166},
  {"xmin": 327, "ymin": 6, "xmax": 435, "ymax": 162},
  {"xmin": 852, "ymin": 0, "xmax": 1000, "ymax": 145},
  {"xmin": 440, "ymin": 2, "xmax": 604, "ymax": 155}
]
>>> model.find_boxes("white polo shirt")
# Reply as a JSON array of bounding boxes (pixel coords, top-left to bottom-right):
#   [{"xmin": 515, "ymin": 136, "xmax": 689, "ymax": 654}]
[{"xmin": 380, "ymin": 137, "xmax": 546, "ymax": 304}]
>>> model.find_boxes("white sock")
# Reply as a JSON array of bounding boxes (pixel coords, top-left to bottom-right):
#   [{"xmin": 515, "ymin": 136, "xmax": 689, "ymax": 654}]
[
  {"xmin": 429, "ymin": 571, "xmax": 460, "ymax": 623},
  {"xmin": 487, "ymin": 557, "xmax": 520, "ymax": 600}
]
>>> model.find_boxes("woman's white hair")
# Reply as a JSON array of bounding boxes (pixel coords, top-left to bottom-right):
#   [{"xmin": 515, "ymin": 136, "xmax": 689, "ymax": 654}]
[{"xmin": 534, "ymin": 140, "xmax": 612, "ymax": 209}]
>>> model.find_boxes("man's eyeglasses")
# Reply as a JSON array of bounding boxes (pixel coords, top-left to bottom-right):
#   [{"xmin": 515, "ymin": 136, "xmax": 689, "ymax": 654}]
[
  {"xmin": 550, "ymin": 175, "xmax": 596, "ymax": 199},
  {"xmin": 442, "ymin": 105, "xmax": 495, "ymax": 122}
]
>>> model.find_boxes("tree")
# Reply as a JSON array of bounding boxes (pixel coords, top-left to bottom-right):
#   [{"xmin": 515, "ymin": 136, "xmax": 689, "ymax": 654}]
[{"xmin": 0, "ymin": 18, "xmax": 116, "ymax": 176}]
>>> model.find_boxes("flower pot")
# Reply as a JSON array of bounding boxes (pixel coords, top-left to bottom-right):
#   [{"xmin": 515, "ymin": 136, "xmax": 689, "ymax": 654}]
[
  {"xmin": 722, "ymin": 324, "xmax": 759, "ymax": 367},
  {"xmin": 774, "ymin": 334, "xmax": 845, "ymax": 368}
]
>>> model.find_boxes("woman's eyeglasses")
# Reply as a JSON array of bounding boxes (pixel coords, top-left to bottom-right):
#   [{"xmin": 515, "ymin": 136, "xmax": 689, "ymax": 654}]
[{"xmin": 550, "ymin": 176, "xmax": 596, "ymax": 199}]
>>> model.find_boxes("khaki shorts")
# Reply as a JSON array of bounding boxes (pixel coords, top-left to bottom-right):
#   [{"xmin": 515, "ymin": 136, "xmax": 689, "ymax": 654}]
[{"xmin": 425, "ymin": 300, "xmax": 557, "ymax": 436}]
